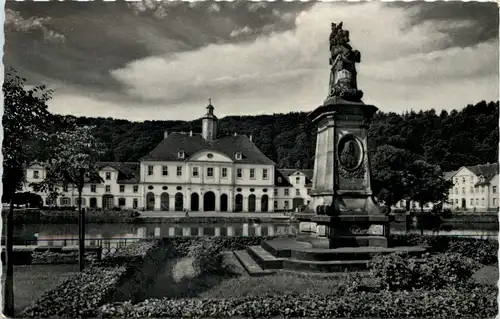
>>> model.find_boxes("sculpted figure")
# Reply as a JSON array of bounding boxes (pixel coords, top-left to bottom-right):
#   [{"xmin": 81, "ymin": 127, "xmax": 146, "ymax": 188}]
[
  {"xmin": 327, "ymin": 22, "xmax": 363, "ymax": 102},
  {"xmin": 340, "ymin": 140, "xmax": 358, "ymax": 170}
]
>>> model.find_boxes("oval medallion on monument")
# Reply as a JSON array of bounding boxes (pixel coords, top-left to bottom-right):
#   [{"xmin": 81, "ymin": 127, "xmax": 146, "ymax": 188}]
[{"xmin": 337, "ymin": 134, "xmax": 363, "ymax": 171}]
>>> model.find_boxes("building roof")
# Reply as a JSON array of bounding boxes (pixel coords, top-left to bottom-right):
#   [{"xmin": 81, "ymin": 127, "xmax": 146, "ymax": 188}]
[
  {"xmin": 465, "ymin": 163, "xmax": 499, "ymax": 186},
  {"xmin": 444, "ymin": 170, "xmax": 457, "ymax": 180},
  {"xmin": 141, "ymin": 132, "xmax": 275, "ymax": 165},
  {"xmin": 98, "ymin": 162, "xmax": 140, "ymax": 184},
  {"xmin": 274, "ymin": 169, "xmax": 293, "ymax": 187},
  {"xmin": 278, "ymin": 169, "xmax": 313, "ymax": 186},
  {"xmin": 465, "ymin": 163, "xmax": 499, "ymax": 178}
]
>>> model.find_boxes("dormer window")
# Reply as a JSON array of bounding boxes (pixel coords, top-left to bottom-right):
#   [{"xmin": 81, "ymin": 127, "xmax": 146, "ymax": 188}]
[
  {"xmin": 278, "ymin": 177, "xmax": 282, "ymax": 183},
  {"xmin": 178, "ymin": 150, "xmax": 185, "ymax": 159},
  {"xmin": 235, "ymin": 152, "xmax": 242, "ymax": 160}
]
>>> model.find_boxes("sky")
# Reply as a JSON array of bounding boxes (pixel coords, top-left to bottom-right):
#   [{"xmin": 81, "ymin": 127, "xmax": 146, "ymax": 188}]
[{"xmin": 5, "ymin": 1, "xmax": 499, "ymax": 121}]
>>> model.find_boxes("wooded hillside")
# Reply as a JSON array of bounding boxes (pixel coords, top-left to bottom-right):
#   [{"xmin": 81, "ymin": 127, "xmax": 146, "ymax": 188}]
[{"xmin": 62, "ymin": 100, "xmax": 498, "ymax": 173}]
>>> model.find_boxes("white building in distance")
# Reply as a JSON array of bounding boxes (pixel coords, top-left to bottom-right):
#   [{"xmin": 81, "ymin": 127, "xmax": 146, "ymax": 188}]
[
  {"xmin": 23, "ymin": 102, "xmax": 312, "ymax": 213},
  {"xmin": 393, "ymin": 163, "xmax": 499, "ymax": 212}
]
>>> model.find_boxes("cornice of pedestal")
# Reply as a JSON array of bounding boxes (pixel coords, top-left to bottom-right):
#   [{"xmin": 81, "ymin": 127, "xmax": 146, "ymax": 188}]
[{"xmin": 308, "ymin": 98, "xmax": 378, "ymax": 125}]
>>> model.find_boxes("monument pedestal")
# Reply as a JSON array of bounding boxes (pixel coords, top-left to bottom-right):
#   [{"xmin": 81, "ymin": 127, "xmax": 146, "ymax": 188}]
[{"xmin": 296, "ymin": 98, "xmax": 390, "ymax": 248}]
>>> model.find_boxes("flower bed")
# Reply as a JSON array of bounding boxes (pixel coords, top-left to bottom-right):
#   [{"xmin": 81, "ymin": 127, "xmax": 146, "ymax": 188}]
[
  {"xmin": 20, "ymin": 239, "xmax": 160, "ymax": 318},
  {"xmin": 98, "ymin": 284, "xmax": 497, "ymax": 318}
]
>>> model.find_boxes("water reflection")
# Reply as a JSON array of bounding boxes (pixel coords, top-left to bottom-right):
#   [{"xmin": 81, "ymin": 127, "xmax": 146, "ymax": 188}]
[
  {"xmin": 3, "ymin": 223, "xmax": 297, "ymax": 249},
  {"xmin": 2, "ymin": 220, "xmax": 498, "ymax": 249}
]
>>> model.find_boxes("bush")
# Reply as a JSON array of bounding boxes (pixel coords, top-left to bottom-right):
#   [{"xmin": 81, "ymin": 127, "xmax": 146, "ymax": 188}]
[
  {"xmin": 21, "ymin": 239, "xmax": 159, "ymax": 318},
  {"xmin": 31, "ymin": 250, "xmax": 97, "ymax": 265},
  {"xmin": 368, "ymin": 252, "xmax": 417, "ymax": 291},
  {"xmin": 368, "ymin": 252, "xmax": 481, "ymax": 291},
  {"xmin": 161, "ymin": 236, "xmax": 292, "ymax": 259},
  {"xmin": 415, "ymin": 253, "xmax": 480, "ymax": 290},
  {"xmin": 22, "ymin": 265, "xmax": 128, "ymax": 318},
  {"xmin": 388, "ymin": 234, "xmax": 498, "ymax": 265},
  {"xmin": 98, "ymin": 285, "xmax": 497, "ymax": 318}
]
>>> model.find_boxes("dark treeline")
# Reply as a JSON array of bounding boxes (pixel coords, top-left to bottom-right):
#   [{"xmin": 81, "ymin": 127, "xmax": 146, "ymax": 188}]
[{"xmin": 62, "ymin": 100, "xmax": 499, "ymax": 173}]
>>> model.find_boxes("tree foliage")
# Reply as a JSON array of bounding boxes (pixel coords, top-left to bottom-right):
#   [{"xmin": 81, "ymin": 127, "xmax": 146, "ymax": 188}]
[
  {"xmin": 2, "ymin": 68, "xmax": 55, "ymax": 202},
  {"xmin": 31, "ymin": 126, "xmax": 105, "ymax": 196}
]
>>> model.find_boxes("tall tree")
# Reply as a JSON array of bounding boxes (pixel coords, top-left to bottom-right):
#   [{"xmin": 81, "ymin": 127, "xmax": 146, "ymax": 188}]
[
  {"xmin": 31, "ymin": 126, "xmax": 105, "ymax": 271},
  {"xmin": 371, "ymin": 145, "xmax": 418, "ymax": 207},
  {"xmin": 2, "ymin": 68, "xmax": 54, "ymax": 315},
  {"xmin": 407, "ymin": 160, "xmax": 453, "ymax": 212}
]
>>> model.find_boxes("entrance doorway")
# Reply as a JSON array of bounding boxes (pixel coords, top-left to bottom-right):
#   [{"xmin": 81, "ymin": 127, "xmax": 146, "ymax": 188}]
[
  {"xmin": 174, "ymin": 193, "xmax": 184, "ymax": 211},
  {"xmin": 146, "ymin": 192, "xmax": 155, "ymax": 210},
  {"xmin": 261, "ymin": 195, "xmax": 269, "ymax": 212},
  {"xmin": 220, "ymin": 194, "xmax": 228, "ymax": 212},
  {"xmin": 204, "ymin": 192, "xmax": 216, "ymax": 211},
  {"xmin": 235, "ymin": 194, "xmax": 243, "ymax": 212},
  {"xmin": 292, "ymin": 197, "xmax": 304, "ymax": 210},
  {"xmin": 102, "ymin": 195, "xmax": 114, "ymax": 209},
  {"xmin": 191, "ymin": 193, "xmax": 199, "ymax": 211},
  {"xmin": 160, "ymin": 193, "xmax": 169, "ymax": 211},
  {"xmin": 248, "ymin": 194, "xmax": 256, "ymax": 212}
]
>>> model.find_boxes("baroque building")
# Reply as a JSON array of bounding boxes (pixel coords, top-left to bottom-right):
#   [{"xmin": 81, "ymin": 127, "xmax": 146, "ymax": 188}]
[{"xmin": 23, "ymin": 102, "xmax": 312, "ymax": 213}]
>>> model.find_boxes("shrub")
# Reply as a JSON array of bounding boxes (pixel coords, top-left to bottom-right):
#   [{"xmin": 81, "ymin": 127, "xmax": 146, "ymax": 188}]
[
  {"xmin": 368, "ymin": 252, "xmax": 417, "ymax": 291},
  {"xmin": 388, "ymin": 234, "xmax": 498, "ymax": 265},
  {"xmin": 368, "ymin": 252, "xmax": 481, "ymax": 291},
  {"xmin": 187, "ymin": 237, "xmax": 225, "ymax": 275},
  {"xmin": 415, "ymin": 253, "xmax": 480, "ymax": 289},
  {"xmin": 21, "ymin": 265, "xmax": 128, "ymax": 318},
  {"xmin": 21, "ymin": 239, "xmax": 159, "ymax": 318},
  {"xmin": 31, "ymin": 250, "xmax": 97, "ymax": 265},
  {"xmin": 98, "ymin": 285, "xmax": 497, "ymax": 318}
]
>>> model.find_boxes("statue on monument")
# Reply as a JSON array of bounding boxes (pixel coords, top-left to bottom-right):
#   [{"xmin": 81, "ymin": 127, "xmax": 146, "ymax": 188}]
[{"xmin": 326, "ymin": 22, "xmax": 364, "ymax": 103}]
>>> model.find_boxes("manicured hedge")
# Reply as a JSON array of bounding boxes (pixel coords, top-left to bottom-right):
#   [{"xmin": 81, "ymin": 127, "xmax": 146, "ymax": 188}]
[
  {"xmin": 388, "ymin": 234, "xmax": 498, "ymax": 265},
  {"xmin": 161, "ymin": 236, "xmax": 292, "ymax": 258},
  {"xmin": 4, "ymin": 208, "xmax": 141, "ymax": 224},
  {"xmin": 21, "ymin": 239, "xmax": 159, "ymax": 318},
  {"xmin": 97, "ymin": 284, "xmax": 497, "ymax": 318},
  {"xmin": 31, "ymin": 250, "xmax": 97, "ymax": 265}
]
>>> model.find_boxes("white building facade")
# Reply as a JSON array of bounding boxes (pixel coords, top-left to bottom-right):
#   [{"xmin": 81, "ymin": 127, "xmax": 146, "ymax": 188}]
[
  {"xmin": 23, "ymin": 103, "xmax": 312, "ymax": 213},
  {"xmin": 392, "ymin": 163, "xmax": 499, "ymax": 212}
]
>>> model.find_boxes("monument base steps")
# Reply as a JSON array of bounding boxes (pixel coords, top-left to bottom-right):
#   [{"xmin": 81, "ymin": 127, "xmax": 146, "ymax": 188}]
[{"xmin": 229, "ymin": 239, "xmax": 427, "ymax": 275}]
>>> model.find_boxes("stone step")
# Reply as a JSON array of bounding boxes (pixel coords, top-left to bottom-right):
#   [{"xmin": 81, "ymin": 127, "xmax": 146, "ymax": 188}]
[
  {"xmin": 282, "ymin": 259, "xmax": 369, "ymax": 273},
  {"xmin": 261, "ymin": 238, "xmax": 313, "ymax": 258},
  {"xmin": 246, "ymin": 246, "xmax": 283, "ymax": 269},
  {"xmin": 233, "ymin": 250, "xmax": 274, "ymax": 276},
  {"xmin": 291, "ymin": 246, "xmax": 426, "ymax": 261}
]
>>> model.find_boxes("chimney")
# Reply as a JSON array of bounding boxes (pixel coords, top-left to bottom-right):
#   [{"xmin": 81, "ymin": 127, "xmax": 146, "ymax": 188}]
[
  {"xmin": 190, "ymin": 130, "xmax": 193, "ymax": 137},
  {"xmin": 164, "ymin": 131, "xmax": 168, "ymax": 139},
  {"xmin": 249, "ymin": 134, "xmax": 253, "ymax": 142}
]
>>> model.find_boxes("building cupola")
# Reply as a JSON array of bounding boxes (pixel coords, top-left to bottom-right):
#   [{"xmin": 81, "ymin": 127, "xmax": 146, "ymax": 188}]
[{"xmin": 202, "ymin": 97, "xmax": 218, "ymax": 142}]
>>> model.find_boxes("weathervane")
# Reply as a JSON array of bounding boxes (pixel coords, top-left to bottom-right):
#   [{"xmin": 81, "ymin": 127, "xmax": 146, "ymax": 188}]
[{"xmin": 208, "ymin": 97, "xmax": 212, "ymax": 105}]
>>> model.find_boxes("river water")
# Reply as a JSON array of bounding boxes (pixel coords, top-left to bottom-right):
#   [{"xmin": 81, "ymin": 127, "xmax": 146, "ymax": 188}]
[{"xmin": 3, "ymin": 220, "xmax": 497, "ymax": 250}]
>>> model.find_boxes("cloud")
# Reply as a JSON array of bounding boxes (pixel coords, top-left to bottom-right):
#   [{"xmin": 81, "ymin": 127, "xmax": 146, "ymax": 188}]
[
  {"xmin": 36, "ymin": 1, "xmax": 498, "ymax": 121},
  {"xmin": 230, "ymin": 26, "xmax": 254, "ymax": 38},
  {"xmin": 5, "ymin": 9, "xmax": 65, "ymax": 42}
]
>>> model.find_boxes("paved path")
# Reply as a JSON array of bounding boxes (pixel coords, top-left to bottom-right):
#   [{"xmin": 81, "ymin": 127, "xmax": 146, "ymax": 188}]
[{"xmin": 140, "ymin": 211, "xmax": 291, "ymax": 219}]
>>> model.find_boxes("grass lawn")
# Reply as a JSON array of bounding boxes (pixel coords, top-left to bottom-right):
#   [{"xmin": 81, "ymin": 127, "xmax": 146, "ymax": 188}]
[
  {"xmin": 1, "ymin": 264, "xmax": 79, "ymax": 315},
  {"xmin": 199, "ymin": 272, "xmax": 376, "ymax": 298}
]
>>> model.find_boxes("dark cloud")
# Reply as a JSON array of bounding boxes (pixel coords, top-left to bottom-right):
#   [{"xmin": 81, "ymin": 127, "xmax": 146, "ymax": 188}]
[
  {"xmin": 390, "ymin": 2, "xmax": 499, "ymax": 47},
  {"xmin": 5, "ymin": 0, "xmax": 311, "ymax": 93}
]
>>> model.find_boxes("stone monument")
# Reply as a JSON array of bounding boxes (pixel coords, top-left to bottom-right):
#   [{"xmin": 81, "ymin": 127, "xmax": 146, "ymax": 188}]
[
  {"xmin": 229, "ymin": 23, "xmax": 426, "ymax": 275},
  {"xmin": 294, "ymin": 21, "xmax": 390, "ymax": 248}
]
